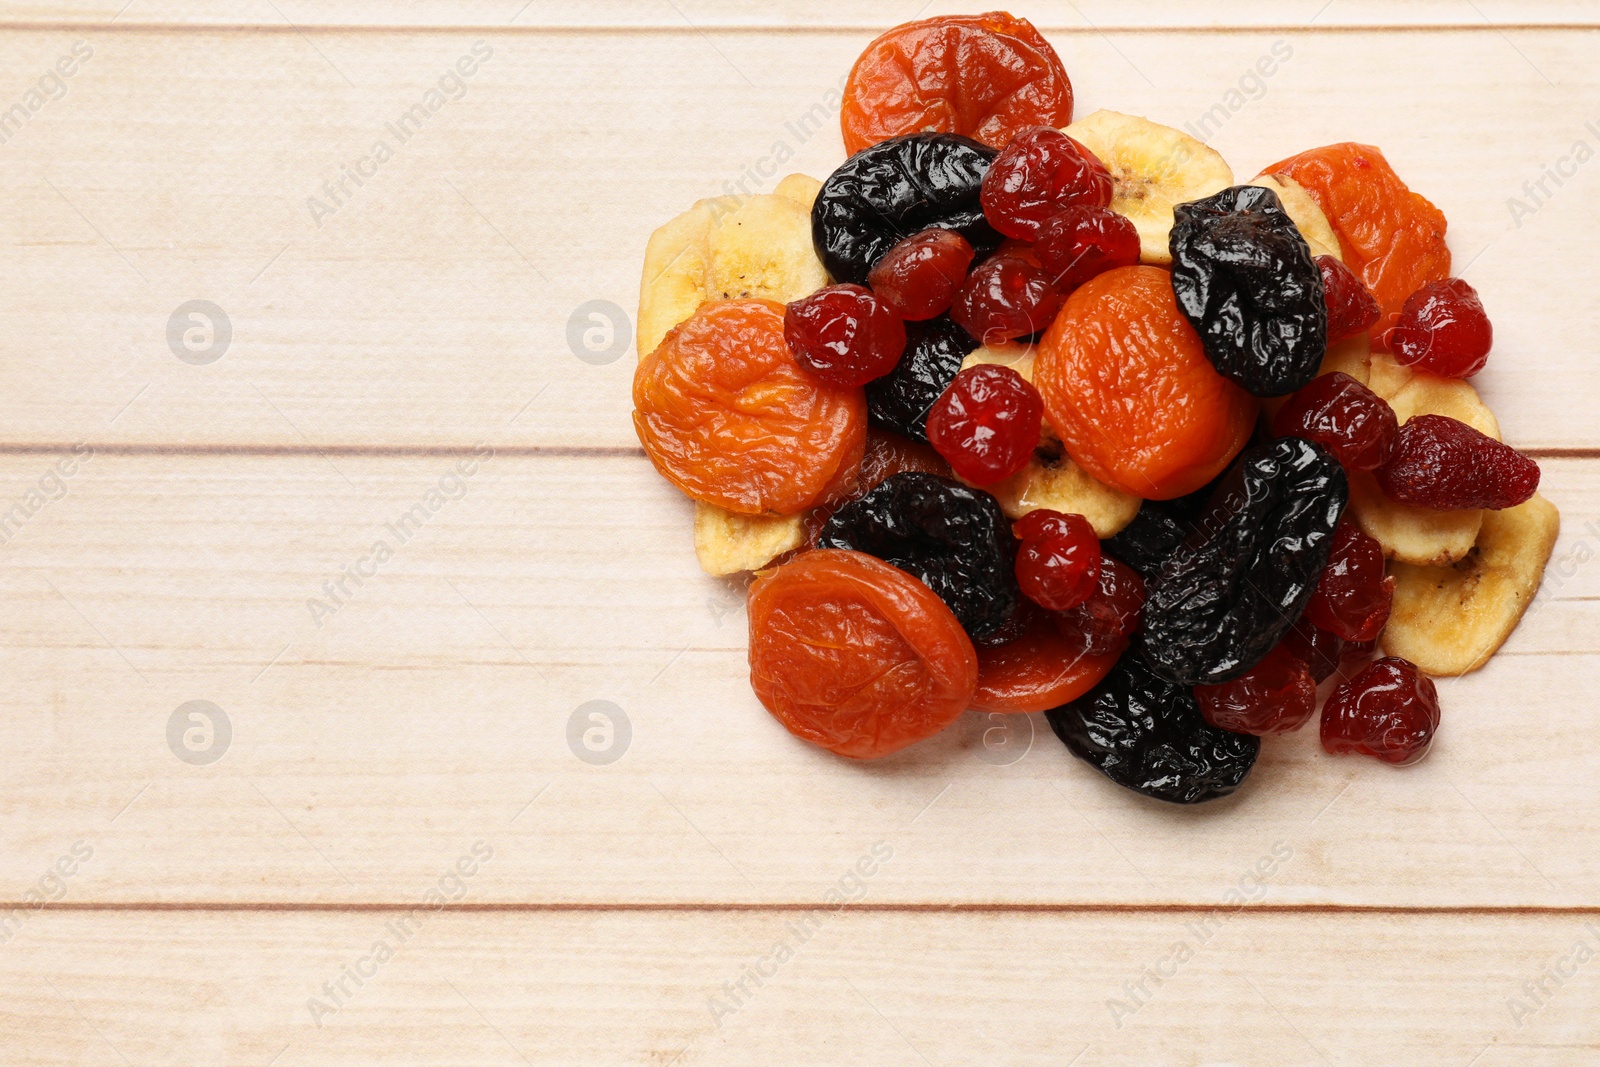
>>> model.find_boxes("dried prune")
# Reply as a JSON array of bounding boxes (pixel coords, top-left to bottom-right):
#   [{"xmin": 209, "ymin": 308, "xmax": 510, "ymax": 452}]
[
  {"xmin": 1046, "ymin": 652, "xmax": 1260, "ymax": 804},
  {"xmin": 1139, "ymin": 436, "xmax": 1349, "ymax": 686},
  {"xmin": 817, "ymin": 470, "xmax": 1020, "ymax": 640},
  {"xmin": 865, "ymin": 314, "xmax": 978, "ymax": 442},
  {"xmin": 1169, "ymin": 184, "xmax": 1327, "ymax": 398},
  {"xmin": 1102, "ymin": 503, "xmax": 1188, "ymax": 579},
  {"xmin": 813, "ymin": 133, "xmax": 1003, "ymax": 286}
]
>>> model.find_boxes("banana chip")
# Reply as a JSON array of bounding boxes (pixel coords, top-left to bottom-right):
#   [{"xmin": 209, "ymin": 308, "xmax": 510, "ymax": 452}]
[
  {"xmin": 1249, "ymin": 173, "xmax": 1342, "ymax": 261},
  {"xmin": 693, "ymin": 502, "xmax": 805, "ymax": 577}
]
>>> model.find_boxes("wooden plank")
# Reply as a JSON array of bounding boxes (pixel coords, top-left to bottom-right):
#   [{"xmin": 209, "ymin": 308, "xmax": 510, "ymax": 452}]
[
  {"xmin": 0, "ymin": 27, "xmax": 1592, "ymax": 450},
  {"xmin": 3, "ymin": 909, "xmax": 1598, "ymax": 1064},
  {"xmin": 6, "ymin": 1, "xmax": 1600, "ymax": 30},
  {"xmin": 0, "ymin": 451, "xmax": 1595, "ymax": 906}
]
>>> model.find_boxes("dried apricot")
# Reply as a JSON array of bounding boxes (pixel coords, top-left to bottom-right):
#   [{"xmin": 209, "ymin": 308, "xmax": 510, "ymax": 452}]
[
  {"xmin": 748, "ymin": 549, "xmax": 977, "ymax": 759},
  {"xmin": 841, "ymin": 13, "xmax": 1073, "ymax": 155},
  {"xmin": 1034, "ymin": 265, "xmax": 1257, "ymax": 499},
  {"xmin": 1265, "ymin": 143, "xmax": 1450, "ymax": 350},
  {"xmin": 971, "ymin": 601, "xmax": 1121, "ymax": 714},
  {"xmin": 633, "ymin": 299, "xmax": 866, "ymax": 515}
]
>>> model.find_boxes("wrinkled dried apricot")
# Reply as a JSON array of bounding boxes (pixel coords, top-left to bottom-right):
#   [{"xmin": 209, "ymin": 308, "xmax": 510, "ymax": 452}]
[
  {"xmin": 633, "ymin": 299, "xmax": 866, "ymax": 515},
  {"xmin": 1266, "ymin": 143, "xmax": 1450, "ymax": 350},
  {"xmin": 971, "ymin": 601, "xmax": 1121, "ymax": 713},
  {"xmin": 748, "ymin": 549, "xmax": 977, "ymax": 759},
  {"xmin": 841, "ymin": 13, "xmax": 1073, "ymax": 155},
  {"xmin": 1034, "ymin": 265, "xmax": 1257, "ymax": 499}
]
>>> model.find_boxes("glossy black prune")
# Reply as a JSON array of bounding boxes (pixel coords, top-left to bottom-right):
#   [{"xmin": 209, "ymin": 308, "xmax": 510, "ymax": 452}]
[
  {"xmin": 817, "ymin": 471, "xmax": 1019, "ymax": 640},
  {"xmin": 1139, "ymin": 436, "xmax": 1348, "ymax": 686},
  {"xmin": 1169, "ymin": 184, "xmax": 1327, "ymax": 398},
  {"xmin": 865, "ymin": 315, "xmax": 978, "ymax": 443},
  {"xmin": 813, "ymin": 133, "xmax": 1003, "ymax": 285},
  {"xmin": 1046, "ymin": 652, "xmax": 1259, "ymax": 804},
  {"xmin": 1103, "ymin": 504, "xmax": 1188, "ymax": 579}
]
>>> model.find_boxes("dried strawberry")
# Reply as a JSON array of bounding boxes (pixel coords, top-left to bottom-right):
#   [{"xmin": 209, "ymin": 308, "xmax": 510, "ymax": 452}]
[{"xmin": 1374, "ymin": 414, "xmax": 1539, "ymax": 511}]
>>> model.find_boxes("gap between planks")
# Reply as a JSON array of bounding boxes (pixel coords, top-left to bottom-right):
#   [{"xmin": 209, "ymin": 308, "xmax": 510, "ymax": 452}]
[
  {"xmin": 19, "ymin": 902, "xmax": 1600, "ymax": 915},
  {"xmin": 3, "ymin": 21, "xmax": 1600, "ymax": 35}
]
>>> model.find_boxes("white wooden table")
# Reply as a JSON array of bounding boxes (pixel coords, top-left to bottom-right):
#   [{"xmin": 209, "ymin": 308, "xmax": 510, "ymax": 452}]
[{"xmin": 0, "ymin": 2, "xmax": 1596, "ymax": 1063}]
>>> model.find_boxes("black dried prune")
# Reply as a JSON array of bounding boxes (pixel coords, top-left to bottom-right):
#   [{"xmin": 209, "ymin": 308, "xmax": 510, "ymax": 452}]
[
  {"xmin": 1139, "ymin": 436, "xmax": 1348, "ymax": 686},
  {"xmin": 1103, "ymin": 504, "xmax": 1187, "ymax": 579},
  {"xmin": 817, "ymin": 471, "xmax": 1019, "ymax": 640},
  {"xmin": 813, "ymin": 133, "xmax": 1003, "ymax": 285},
  {"xmin": 1170, "ymin": 184, "xmax": 1327, "ymax": 398},
  {"xmin": 1046, "ymin": 652, "xmax": 1259, "ymax": 804},
  {"xmin": 865, "ymin": 315, "xmax": 978, "ymax": 443}
]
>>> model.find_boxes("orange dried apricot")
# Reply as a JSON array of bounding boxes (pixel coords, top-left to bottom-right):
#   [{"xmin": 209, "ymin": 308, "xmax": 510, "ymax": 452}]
[
  {"xmin": 633, "ymin": 299, "xmax": 866, "ymax": 515},
  {"xmin": 1034, "ymin": 265, "xmax": 1256, "ymax": 500},
  {"xmin": 841, "ymin": 13, "xmax": 1073, "ymax": 155},
  {"xmin": 748, "ymin": 549, "xmax": 977, "ymax": 759},
  {"xmin": 1265, "ymin": 143, "xmax": 1450, "ymax": 351},
  {"xmin": 971, "ymin": 602, "xmax": 1121, "ymax": 713}
]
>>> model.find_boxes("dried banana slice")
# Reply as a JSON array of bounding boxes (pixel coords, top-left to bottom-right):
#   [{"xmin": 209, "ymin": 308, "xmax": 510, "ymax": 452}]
[
  {"xmin": 693, "ymin": 501, "xmax": 804, "ymax": 577},
  {"xmin": 1262, "ymin": 334, "xmax": 1373, "ymax": 420},
  {"xmin": 1347, "ymin": 356, "xmax": 1501, "ymax": 566},
  {"xmin": 1062, "ymin": 110, "xmax": 1233, "ymax": 265},
  {"xmin": 636, "ymin": 178, "xmax": 827, "ymax": 357},
  {"xmin": 1249, "ymin": 174, "xmax": 1342, "ymax": 260},
  {"xmin": 1382, "ymin": 494, "xmax": 1561, "ymax": 675},
  {"xmin": 958, "ymin": 345, "xmax": 1141, "ymax": 536},
  {"xmin": 774, "ymin": 172, "xmax": 823, "ymax": 210}
]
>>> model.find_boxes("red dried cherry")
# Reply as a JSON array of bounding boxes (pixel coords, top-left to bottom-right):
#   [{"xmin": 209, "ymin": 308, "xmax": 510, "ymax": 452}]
[
  {"xmin": 926, "ymin": 364, "xmax": 1043, "ymax": 486},
  {"xmin": 1374, "ymin": 414, "xmax": 1540, "ymax": 510},
  {"xmin": 1051, "ymin": 555, "xmax": 1144, "ymax": 657},
  {"xmin": 1281, "ymin": 617, "xmax": 1343, "ymax": 683},
  {"xmin": 867, "ymin": 229, "xmax": 977, "ymax": 321},
  {"xmin": 1389, "ymin": 278, "xmax": 1492, "ymax": 378},
  {"xmin": 980, "ymin": 126, "xmax": 1113, "ymax": 240},
  {"xmin": 951, "ymin": 253, "xmax": 1064, "ymax": 344},
  {"xmin": 1303, "ymin": 521, "xmax": 1394, "ymax": 642},
  {"xmin": 1317, "ymin": 255, "xmax": 1382, "ymax": 343},
  {"xmin": 1320, "ymin": 656, "xmax": 1440, "ymax": 765},
  {"xmin": 1195, "ymin": 643, "xmax": 1317, "ymax": 735},
  {"xmin": 784, "ymin": 284, "xmax": 906, "ymax": 387},
  {"xmin": 1272, "ymin": 371, "xmax": 1397, "ymax": 472},
  {"xmin": 1033, "ymin": 205, "xmax": 1141, "ymax": 293},
  {"xmin": 1013, "ymin": 509, "xmax": 1101, "ymax": 611}
]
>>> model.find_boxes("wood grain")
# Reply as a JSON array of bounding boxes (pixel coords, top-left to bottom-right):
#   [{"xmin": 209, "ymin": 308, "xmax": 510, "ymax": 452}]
[
  {"xmin": 0, "ymin": 25, "xmax": 1592, "ymax": 449},
  {"xmin": 0, "ymin": 452, "xmax": 1593, "ymax": 907},
  {"xmin": 5, "ymin": 909, "xmax": 1599, "ymax": 1065}
]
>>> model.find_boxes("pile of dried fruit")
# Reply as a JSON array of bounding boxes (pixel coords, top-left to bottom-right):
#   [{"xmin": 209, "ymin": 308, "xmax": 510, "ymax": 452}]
[{"xmin": 632, "ymin": 12, "xmax": 1561, "ymax": 803}]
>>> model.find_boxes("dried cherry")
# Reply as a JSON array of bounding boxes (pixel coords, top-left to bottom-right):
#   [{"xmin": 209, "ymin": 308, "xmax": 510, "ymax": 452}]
[
  {"xmin": 980, "ymin": 126, "xmax": 1112, "ymax": 239},
  {"xmin": 1046, "ymin": 652, "xmax": 1260, "ymax": 804},
  {"xmin": 785, "ymin": 284, "xmax": 906, "ymax": 387},
  {"xmin": 1051, "ymin": 554, "xmax": 1144, "ymax": 657},
  {"xmin": 817, "ymin": 471, "xmax": 1021, "ymax": 640},
  {"xmin": 1034, "ymin": 265, "xmax": 1258, "ymax": 499},
  {"xmin": 865, "ymin": 314, "xmax": 978, "ymax": 443},
  {"xmin": 1195, "ymin": 643, "xmax": 1317, "ymax": 736},
  {"xmin": 1317, "ymin": 254, "xmax": 1381, "ymax": 343},
  {"xmin": 1320, "ymin": 656, "xmax": 1439, "ymax": 766},
  {"xmin": 926, "ymin": 364, "xmax": 1043, "ymax": 486},
  {"xmin": 951, "ymin": 252, "xmax": 1064, "ymax": 345},
  {"xmin": 1374, "ymin": 414, "xmax": 1540, "ymax": 511},
  {"xmin": 971, "ymin": 600, "xmax": 1121, "ymax": 713},
  {"xmin": 748, "ymin": 549, "xmax": 977, "ymax": 759},
  {"xmin": 633, "ymin": 299, "xmax": 866, "ymax": 515},
  {"xmin": 1281, "ymin": 617, "xmax": 1343, "ymax": 683},
  {"xmin": 1389, "ymin": 278, "xmax": 1493, "ymax": 378},
  {"xmin": 1169, "ymin": 184, "xmax": 1327, "ymax": 398},
  {"xmin": 1272, "ymin": 371, "xmax": 1397, "ymax": 473},
  {"xmin": 1013, "ymin": 509, "xmax": 1101, "ymax": 611},
  {"xmin": 867, "ymin": 228, "xmax": 976, "ymax": 321},
  {"xmin": 1033, "ymin": 205, "xmax": 1141, "ymax": 293},
  {"xmin": 813, "ymin": 132, "xmax": 1002, "ymax": 286},
  {"xmin": 841, "ymin": 13, "xmax": 1073, "ymax": 154},
  {"xmin": 1140, "ymin": 436, "xmax": 1349, "ymax": 686},
  {"xmin": 1303, "ymin": 521, "xmax": 1393, "ymax": 642}
]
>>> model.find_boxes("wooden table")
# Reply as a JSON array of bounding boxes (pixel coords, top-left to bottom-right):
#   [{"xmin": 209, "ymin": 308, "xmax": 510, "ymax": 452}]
[{"xmin": 1, "ymin": 2, "xmax": 1596, "ymax": 1063}]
